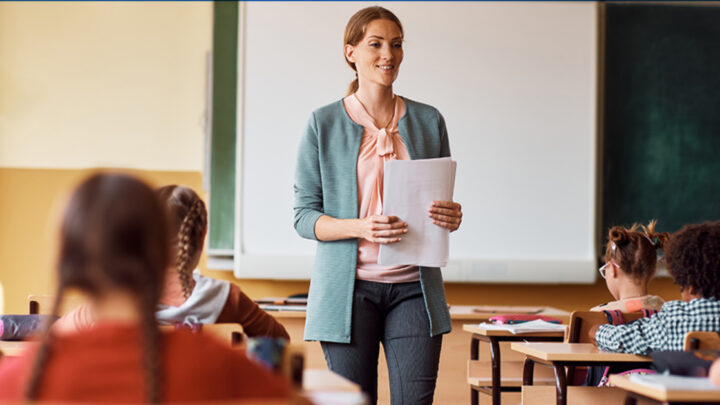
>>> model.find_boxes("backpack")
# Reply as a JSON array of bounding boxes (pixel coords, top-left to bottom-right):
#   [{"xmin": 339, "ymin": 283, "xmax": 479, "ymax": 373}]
[{"xmin": 586, "ymin": 309, "xmax": 658, "ymax": 387}]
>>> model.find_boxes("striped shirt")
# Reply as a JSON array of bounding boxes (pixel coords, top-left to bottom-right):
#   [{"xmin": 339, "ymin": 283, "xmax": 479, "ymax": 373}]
[{"xmin": 595, "ymin": 298, "xmax": 720, "ymax": 354}]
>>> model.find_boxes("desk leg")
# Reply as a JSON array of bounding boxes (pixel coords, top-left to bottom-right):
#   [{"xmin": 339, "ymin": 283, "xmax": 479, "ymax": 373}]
[
  {"xmin": 471, "ymin": 337, "xmax": 479, "ymax": 405},
  {"xmin": 489, "ymin": 337, "xmax": 501, "ymax": 405},
  {"xmin": 553, "ymin": 363, "xmax": 567, "ymax": 405},
  {"xmin": 623, "ymin": 394, "xmax": 637, "ymax": 405},
  {"xmin": 522, "ymin": 358, "xmax": 535, "ymax": 386}
]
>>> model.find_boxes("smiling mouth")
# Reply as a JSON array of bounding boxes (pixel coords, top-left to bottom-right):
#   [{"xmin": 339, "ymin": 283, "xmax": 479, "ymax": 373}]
[{"xmin": 377, "ymin": 65, "xmax": 394, "ymax": 71}]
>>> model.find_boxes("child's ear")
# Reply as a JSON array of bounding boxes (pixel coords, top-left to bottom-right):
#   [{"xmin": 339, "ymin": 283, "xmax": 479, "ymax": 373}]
[{"xmin": 609, "ymin": 263, "xmax": 619, "ymax": 279}]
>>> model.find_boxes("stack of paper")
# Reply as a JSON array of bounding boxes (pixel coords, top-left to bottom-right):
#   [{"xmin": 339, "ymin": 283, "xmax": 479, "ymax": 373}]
[
  {"xmin": 378, "ymin": 157, "xmax": 457, "ymax": 267},
  {"xmin": 628, "ymin": 374, "xmax": 720, "ymax": 391},
  {"xmin": 478, "ymin": 320, "xmax": 567, "ymax": 334}
]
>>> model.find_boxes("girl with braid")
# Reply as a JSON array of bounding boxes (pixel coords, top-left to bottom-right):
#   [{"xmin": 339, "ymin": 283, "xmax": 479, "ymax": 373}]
[
  {"xmin": 0, "ymin": 174, "xmax": 290, "ymax": 402},
  {"xmin": 153, "ymin": 185, "xmax": 289, "ymax": 338},
  {"xmin": 54, "ymin": 185, "xmax": 289, "ymax": 340}
]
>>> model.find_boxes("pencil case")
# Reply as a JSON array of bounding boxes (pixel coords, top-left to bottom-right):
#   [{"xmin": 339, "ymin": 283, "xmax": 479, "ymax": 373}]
[
  {"xmin": 0, "ymin": 314, "xmax": 58, "ymax": 341},
  {"xmin": 489, "ymin": 315, "xmax": 562, "ymax": 325}
]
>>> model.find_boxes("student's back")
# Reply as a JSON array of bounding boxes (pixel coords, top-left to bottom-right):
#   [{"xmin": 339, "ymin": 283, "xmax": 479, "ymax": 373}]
[
  {"xmin": 595, "ymin": 221, "xmax": 720, "ymax": 355},
  {"xmin": 0, "ymin": 324, "xmax": 289, "ymax": 402},
  {"xmin": 0, "ymin": 173, "xmax": 290, "ymax": 403}
]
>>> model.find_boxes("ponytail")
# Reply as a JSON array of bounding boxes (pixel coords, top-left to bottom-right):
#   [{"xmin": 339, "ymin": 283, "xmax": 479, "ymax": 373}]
[{"xmin": 346, "ymin": 75, "xmax": 359, "ymax": 97}]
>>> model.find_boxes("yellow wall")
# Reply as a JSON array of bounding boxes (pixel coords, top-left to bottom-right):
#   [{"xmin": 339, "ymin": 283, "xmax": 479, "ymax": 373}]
[
  {"xmin": 0, "ymin": 2, "xmax": 210, "ymax": 171},
  {"xmin": 0, "ymin": 3, "xmax": 682, "ymax": 315}
]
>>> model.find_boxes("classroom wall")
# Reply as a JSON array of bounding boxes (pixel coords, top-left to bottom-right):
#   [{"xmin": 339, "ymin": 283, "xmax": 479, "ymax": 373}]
[{"xmin": 0, "ymin": 2, "xmax": 681, "ymax": 315}]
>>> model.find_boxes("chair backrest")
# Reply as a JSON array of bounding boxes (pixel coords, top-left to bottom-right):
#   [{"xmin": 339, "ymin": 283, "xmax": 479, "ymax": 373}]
[
  {"xmin": 566, "ymin": 310, "xmax": 644, "ymax": 343},
  {"xmin": 684, "ymin": 331, "xmax": 720, "ymax": 350},
  {"xmin": 159, "ymin": 323, "xmax": 245, "ymax": 346},
  {"xmin": 27, "ymin": 294, "xmax": 87, "ymax": 316}
]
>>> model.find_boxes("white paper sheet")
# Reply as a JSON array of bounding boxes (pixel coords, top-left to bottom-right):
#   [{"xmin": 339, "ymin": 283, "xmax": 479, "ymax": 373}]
[
  {"xmin": 478, "ymin": 320, "xmax": 568, "ymax": 335},
  {"xmin": 628, "ymin": 374, "xmax": 720, "ymax": 391},
  {"xmin": 378, "ymin": 157, "xmax": 457, "ymax": 267}
]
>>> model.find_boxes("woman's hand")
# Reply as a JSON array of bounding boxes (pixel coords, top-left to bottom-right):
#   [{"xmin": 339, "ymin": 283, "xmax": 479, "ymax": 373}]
[
  {"xmin": 357, "ymin": 215, "xmax": 407, "ymax": 244},
  {"xmin": 428, "ymin": 201, "xmax": 462, "ymax": 232}
]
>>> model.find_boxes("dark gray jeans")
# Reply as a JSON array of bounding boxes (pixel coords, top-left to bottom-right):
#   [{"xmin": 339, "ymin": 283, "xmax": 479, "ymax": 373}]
[{"xmin": 321, "ymin": 280, "xmax": 443, "ymax": 405}]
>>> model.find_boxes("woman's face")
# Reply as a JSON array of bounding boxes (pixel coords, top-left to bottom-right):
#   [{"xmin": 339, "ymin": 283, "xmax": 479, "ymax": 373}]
[{"xmin": 345, "ymin": 19, "xmax": 404, "ymax": 91}]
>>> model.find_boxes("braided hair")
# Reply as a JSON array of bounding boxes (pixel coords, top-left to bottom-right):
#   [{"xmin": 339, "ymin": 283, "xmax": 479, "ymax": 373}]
[
  {"xmin": 155, "ymin": 185, "xmax": 208, "ymax": 299},
  {"xmin": 604, "ymin": 219, "xmax": 670, "ymax": 283},
  {"xmin": 25, "ymin": 173, "xmax": 168, "ymax": 402}
]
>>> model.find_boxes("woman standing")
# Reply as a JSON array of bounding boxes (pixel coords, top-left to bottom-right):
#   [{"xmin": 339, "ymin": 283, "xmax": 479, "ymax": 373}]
[{"xmin": 293, "ymin": 7, "xmax": 462, "ymax": 404}]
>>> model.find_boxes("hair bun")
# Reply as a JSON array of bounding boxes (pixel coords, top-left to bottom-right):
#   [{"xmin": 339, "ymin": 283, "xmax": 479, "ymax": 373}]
[{"xmin": 608, "ymin": 226, "xmax": 630, "ymax": 247}]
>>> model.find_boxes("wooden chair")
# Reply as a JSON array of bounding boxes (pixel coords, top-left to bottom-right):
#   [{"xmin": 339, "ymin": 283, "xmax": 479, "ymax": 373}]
[
  {"xmin": 565, "ymin": 310, "xmax": 644, "ymax": 344},
  {"xmin": 27, "ymin": 294, "xmax": 86, "ymax": 316},
  {"xmin": 564, "ymin": 310, "xmax": 645, "ymax": 384},
  {"xmin": 684, "ymin": 331, "xmax": 720, "ymax": 350},
  {"xmin": 159, "ymin": 323, "xmax": 245, "ymax": 346}
]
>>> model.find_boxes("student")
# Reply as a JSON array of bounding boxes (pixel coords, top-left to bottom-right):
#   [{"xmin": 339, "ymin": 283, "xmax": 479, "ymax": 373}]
[
  {"xmin": 593, "ymin": 221, "xmax": 720, "ymax": 355},
  {"xmin": 54, "ymin": 185, "xmax": 289, "ymax": 340},
  {"xmin": 591, "ymin": 221, "xmax": 668, "ymax": 312},
  {"xmin": 0, "ymin": 174, "xmax": 291, "ymax": 402},
  {"xmin": 155, "ymin": 185, "xmax": 289, "ymax": 338}
]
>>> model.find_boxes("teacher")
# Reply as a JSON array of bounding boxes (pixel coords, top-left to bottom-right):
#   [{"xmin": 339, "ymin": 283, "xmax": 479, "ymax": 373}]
[{"xmin": 293, "ymin": 6, "xmax": 462, "ymax": 405}]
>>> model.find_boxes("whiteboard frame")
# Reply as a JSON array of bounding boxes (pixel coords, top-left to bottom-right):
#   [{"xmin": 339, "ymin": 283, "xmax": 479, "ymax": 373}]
[{"xmin": 230, "ymin": 2, "xmax": 599, "ymax": 284}]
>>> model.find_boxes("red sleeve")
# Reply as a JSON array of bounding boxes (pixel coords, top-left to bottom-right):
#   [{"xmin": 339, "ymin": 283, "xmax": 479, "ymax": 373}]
[
  {"xmin": 164, "ymin": 332, "xmax": 292, "ymax": 401},
  {"xmin": 217, "ymin": 284, "xmax": 290, "ymax": 340},
  {"xmin": 0, "ymin": 352, "xmax": 32, "ymax": 400}
]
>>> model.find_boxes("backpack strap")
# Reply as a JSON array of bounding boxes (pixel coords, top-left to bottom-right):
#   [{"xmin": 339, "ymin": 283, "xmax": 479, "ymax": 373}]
[
  {"xmin": 603, "ymin": 309, "xmax": 626, "ymax": 325},
  {"xmin": 641, "ymin": 308, "xmax": 658, "ymax": 318}
]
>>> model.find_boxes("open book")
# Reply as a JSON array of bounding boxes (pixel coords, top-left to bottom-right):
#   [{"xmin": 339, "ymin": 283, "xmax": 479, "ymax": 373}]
[
  {"xmin": 478, "ymin": 319, "xmax": 567, "ymax": 334},
  {"xmin": 628, "ymin": 374, "xmax": 720, "ymax": 391}
]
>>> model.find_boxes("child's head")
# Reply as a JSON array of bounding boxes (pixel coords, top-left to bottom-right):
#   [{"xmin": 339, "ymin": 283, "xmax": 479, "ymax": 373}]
[
  {"xmin": 58, "ymin": 174, "xmax": 168, "ymax": 300},
  {"xmin": 28, "ymin": 173, "xmax": 167, "ymax": 401},
  {"xmin": 664, "ymin": 221, "xmax": 720, "ymax": 301},
  {"xmin": 601, "ymin": 220, "xmax": 669, "ymax": 299},
  {"xmin": 155, "ymin": 185, "xmax": 208, "ymax": 299}
]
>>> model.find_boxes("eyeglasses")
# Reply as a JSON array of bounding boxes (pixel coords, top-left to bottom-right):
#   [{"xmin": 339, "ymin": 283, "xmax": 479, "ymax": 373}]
[{"xmin": 598, "ymin": 260, "xmax": 619, "ymax": 279}]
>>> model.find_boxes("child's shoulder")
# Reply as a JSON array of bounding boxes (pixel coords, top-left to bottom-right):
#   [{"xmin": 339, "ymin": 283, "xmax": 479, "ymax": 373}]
[{"xmin": 660, "ymin": 297, "xmax": 720, "ymax": 312}]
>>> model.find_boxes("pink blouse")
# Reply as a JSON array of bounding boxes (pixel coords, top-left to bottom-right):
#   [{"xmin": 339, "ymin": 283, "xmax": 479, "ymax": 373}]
[{"xmin": 343, "ymin": 94, "xmax": 419, "ymax": 283}]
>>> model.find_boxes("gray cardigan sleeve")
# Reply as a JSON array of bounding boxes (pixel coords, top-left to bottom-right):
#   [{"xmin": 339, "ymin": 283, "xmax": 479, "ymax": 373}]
[
  {"xmin": 438, "ymin": 112, "xmax": 451, "ymax": 158},
  {"xmin": 293, "ymin": 113, "xmax": 325, "ymax": 240}
]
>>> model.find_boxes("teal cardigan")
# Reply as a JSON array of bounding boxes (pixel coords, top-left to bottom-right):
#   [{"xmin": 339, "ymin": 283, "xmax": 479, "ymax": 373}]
[{"xmin": 294, "ymin": 96, "xmax": 452, "ymax": 343}]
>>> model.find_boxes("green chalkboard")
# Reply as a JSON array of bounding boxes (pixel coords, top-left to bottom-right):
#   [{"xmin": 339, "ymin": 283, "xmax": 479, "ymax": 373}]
[
  {"xmin": 602, "ymin": 4, "xmax": 720, "ymax": 237},
  {"xmin": 208, "ymin": 1, "xmax": 238, "ymax": 253}
]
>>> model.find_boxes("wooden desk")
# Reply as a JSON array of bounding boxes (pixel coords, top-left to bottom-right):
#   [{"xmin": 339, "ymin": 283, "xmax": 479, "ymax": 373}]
[
  {"xmin": 272, "ymin": 305, "xmax": 569, "ymax": 405},
  {"xmin": 609, "ymin": 374, "xmax": 720, "ymax": 404},
  {"xmin": 512, "ymin": 342, "xmax": 651, "ymax": 405},
  {"xmin": 0, "ymin": 341, "xmax": 35, "ymax": 357},
  {"xmin": 463, "ymin": 325, "xmax": 564, "ymax": 405}
]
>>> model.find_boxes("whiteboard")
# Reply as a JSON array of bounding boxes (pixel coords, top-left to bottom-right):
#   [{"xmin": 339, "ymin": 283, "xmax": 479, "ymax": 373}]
[{"xmin": 234, "ymin": 2, "xmax": 598, "ymax": 283}]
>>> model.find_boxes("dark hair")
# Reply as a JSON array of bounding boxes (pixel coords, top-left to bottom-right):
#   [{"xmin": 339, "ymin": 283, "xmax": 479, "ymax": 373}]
[
  {"xmin": 155, "ymin": 185, "xmax": 208, "ymax": 299},
  {"xmin": 343, "ymin": 6, "xmax": 404, "ymax": 96},
  {"xmin": 664, "ymin": 221, "xmax": 720, "ymax": 299},
  {"xmin": 26, "ymin": 173, "xmax": 168, "ymax": 402},
  {"xmin": 604, "ymin": 220, "xmax": 670, "ymax": 283}
]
